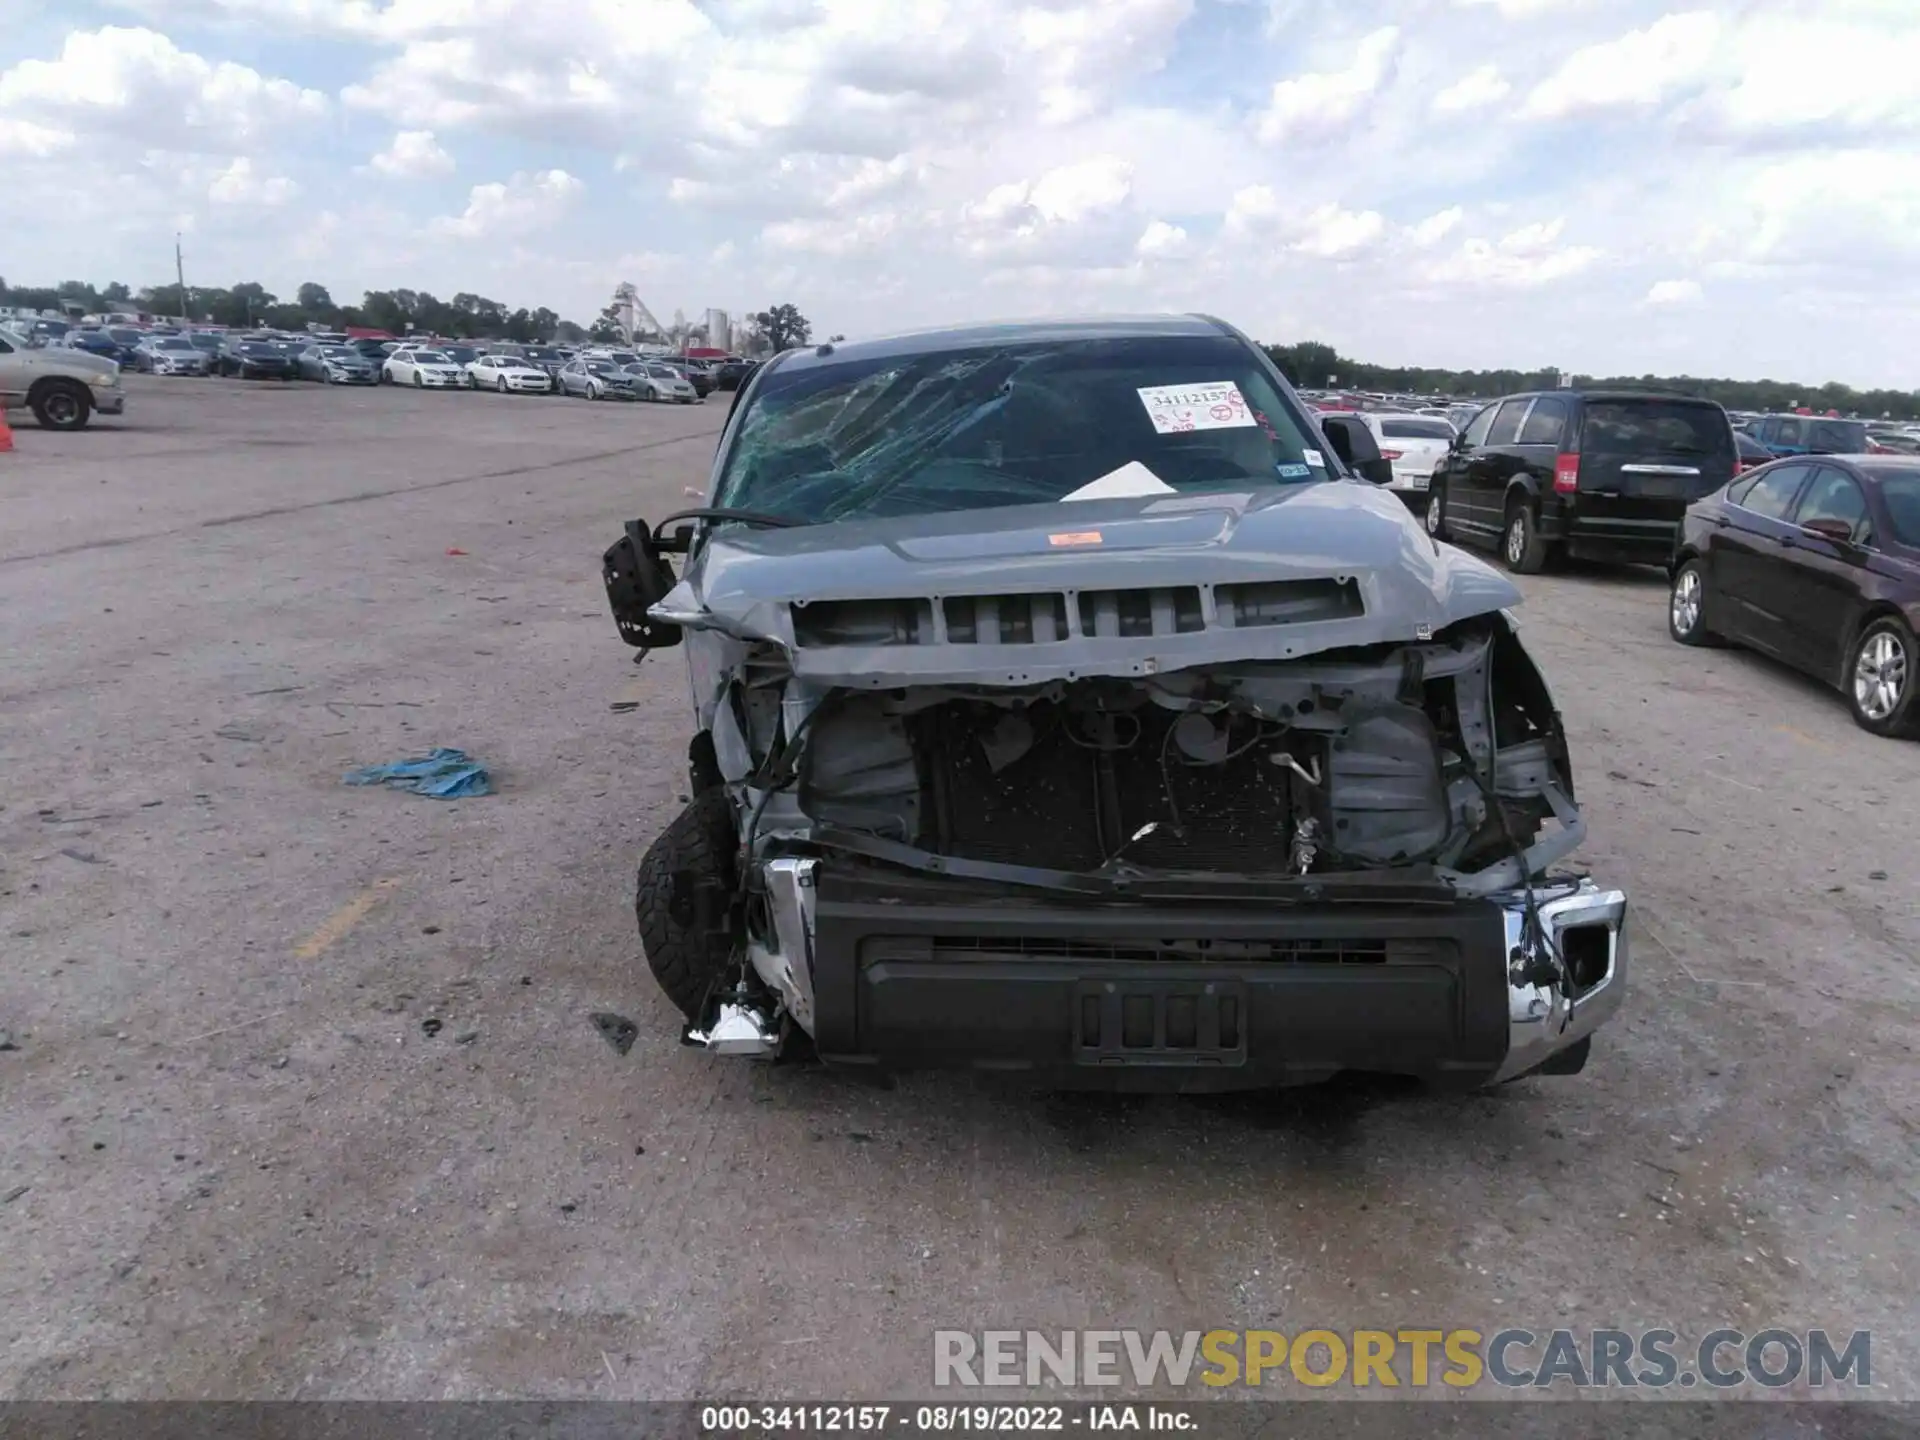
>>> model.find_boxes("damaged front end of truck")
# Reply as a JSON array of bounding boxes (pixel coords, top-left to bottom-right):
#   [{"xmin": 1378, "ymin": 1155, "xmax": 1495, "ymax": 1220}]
[{"xmin": 605, "ymin": 481, "xmax": 1628, "ymax": 1092}]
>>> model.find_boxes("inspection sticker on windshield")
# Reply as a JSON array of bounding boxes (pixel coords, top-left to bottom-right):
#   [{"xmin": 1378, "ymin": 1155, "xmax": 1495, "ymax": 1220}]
[{"xmin": 1137, "ymin": 382, "xmax": 1256, "ymax": 434}]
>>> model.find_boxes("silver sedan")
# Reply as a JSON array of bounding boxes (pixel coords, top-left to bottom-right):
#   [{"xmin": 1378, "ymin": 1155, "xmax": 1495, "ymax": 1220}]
[{"xmin": 627, "ymin": 363, "xmax": 699, "ymax": 404}]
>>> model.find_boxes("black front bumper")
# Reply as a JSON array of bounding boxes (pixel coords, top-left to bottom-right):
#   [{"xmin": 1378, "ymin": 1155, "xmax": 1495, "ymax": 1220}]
[{"xmin": 808, "ymin": 867, "xmax": 1523, "ymax": 1091}]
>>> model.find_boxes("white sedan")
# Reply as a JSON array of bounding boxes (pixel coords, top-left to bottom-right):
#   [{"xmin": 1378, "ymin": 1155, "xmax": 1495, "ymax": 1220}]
[
  {"xmin": 465, "ymin": 353, "xmax": 552, "ymax": 393},
  {"xmin": 382, "ymin": 347, "xmax": 466, "ymax": 388}
]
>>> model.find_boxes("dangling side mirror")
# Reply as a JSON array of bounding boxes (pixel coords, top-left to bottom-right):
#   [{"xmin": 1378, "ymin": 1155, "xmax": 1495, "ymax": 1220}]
[{"xmin": 603, "ymin": 519, "xmax": 684, "ymax": 652}]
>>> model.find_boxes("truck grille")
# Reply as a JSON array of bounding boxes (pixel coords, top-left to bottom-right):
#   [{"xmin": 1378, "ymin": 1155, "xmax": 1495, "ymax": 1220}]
[{"xmin": 790, "ymin": 578, "xmax": 1362, "ymax": 649}]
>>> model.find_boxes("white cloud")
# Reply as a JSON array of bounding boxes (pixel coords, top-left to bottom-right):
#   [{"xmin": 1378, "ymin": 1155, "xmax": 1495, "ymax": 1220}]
[
  {"xmin": 1645, "ymin": 279, "xmax": 1703, "ymax": 306},
  {"xmin": 1291, "ymin": 204, "xmax": 1386, "ymax": 259},
  {"xmin": 1135, "ymin": 220, "xmax": 1190, "ymax": 259},
  {"xmin": 1454, "ymin": 0, "xmax": 1588, "ymax": 14},
  {"xmin": 1433, "ymin": 64, "xmax": 1511, "ymax": 115},
  {"xmin": 1520, "ymin": 12, "xmax": 1721, "ymax": 120},
  {"xmin": 433, "ymin": 169, "xmax": 584, "ymax": 238},
  {"xmin": 1017, "ymin": 0, "xmax": 1194, "ymax": 125},
  {"xmin": 0, "ymin": 116, "xmax": 72, "ymax": 157},
  {"xmin": 207, "ymin": 156, "xmax": 298, "ymax": 206},
  {"xmin": 1026, "ymin": 155, "xmax": 1133, "ymax": 224},
  {"xmin": 10, "ymin": 0, "xmax": 1920, "ymax": 389},
  {"xmin": 1408, "ymin": 207, "xmax": 1464, "ymax": 246},
  {"xmin": 825, "ymin": 154, "xmax": 921, "ymax": 210},
  {"xmin": 762, "ymin": 211, "xmax": 902, "ymax": 257},
  {"xmin": 1253, "ymin": 27, "xmax": 1399, "ymax": 144},
  {"xmin": 958, "ymin": 155, "xmax": 1136, "ymax": 261},
  {"xmin": 1222, "ymin": 183, "xmax": 1284, "ymax": 239},
  {"xmin": 368, "ymin": 129, "xmax": 454, "ymax": 178},
  {"xmin": 0, "ymin": 25, "xmax": 326, "ymax": 154},
  {"xmin": 1697, "ymin": 16, "xmax": 1920, "ymax": 140},
  {"xmin": 1423, "ymin": 219, "xmax": 1602, "ymax": 288}
]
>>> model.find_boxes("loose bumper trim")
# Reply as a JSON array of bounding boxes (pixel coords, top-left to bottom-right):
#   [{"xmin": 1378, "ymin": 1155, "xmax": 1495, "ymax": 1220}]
[{"xmin": 1488, "ymin": 878, "xmax": 1628, "ymax": 1082}]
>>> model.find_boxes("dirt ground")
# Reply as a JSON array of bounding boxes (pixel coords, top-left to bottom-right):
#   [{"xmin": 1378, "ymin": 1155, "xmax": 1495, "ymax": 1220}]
[{"xmin": 0, "ymin": 376, "xmax": 1913, "ymax": 1403}]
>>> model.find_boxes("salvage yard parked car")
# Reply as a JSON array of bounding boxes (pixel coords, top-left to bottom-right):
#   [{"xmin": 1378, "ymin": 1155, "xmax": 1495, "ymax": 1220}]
[
  {"xmin": 517, "ymin": 345, "xmax": 567, "ymax": 386},
  {"xmin": 660, "ymin": 358, "xmax": 715, "ymax": 397},
  {"xmin": 0, "ymin": 325, "xmax": 127, "ymax": 430},
  {"xmin": 601, "ymin": 315, "xmax": 1627, "ymax": 1091},
  {"xmin": 559, "ymin": 357, "xmax": 642, "ymax": 400},
  {"xmin": 64, "ymin": 327, "xmax": 137, "ymax": 365},
  {"xmin": 713, "ymin": 356, "xmax": 759, "ymax": 390},
  {"xmin": 132, "ymin": 335, "xmax": 210, "ymax": 376},
  {"xmin": 465, "ymin": 352, "xmax": 553, "ymax": 393},
  {"xmin": 1750, "ymin": 413, "xmax": 1869, "ymax": 458},
  {"xmin": 186, "ymin": 332, "xmax": 226, "ymax": 365},
  {"xmin": 630, "ymin": 362, "xmax": 699, "ymax": 403},
  {"xmin": 1428, "ymin": 389, "xmax": 1738, "ymax": 572},
  {"xmin": 382, "ymin": 346, "xmax": 466, "ymax": 388},
  {"xmin": 297, "ymin": 343, "xmax": 378, "ymax": 385},
  {"xmin": 1670, "ymin": 455, "xmax": 1920, "ymax": 737},
  {"xmin": 218, "ymin": 337, "xmax": 297, "ymax": 380}
]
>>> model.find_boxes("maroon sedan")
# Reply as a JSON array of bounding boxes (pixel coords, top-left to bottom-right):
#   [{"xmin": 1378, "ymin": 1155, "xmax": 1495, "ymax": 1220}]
[{"xmin": 1668, "ymin": 454, "xmax": 1920, "ymax": 737}]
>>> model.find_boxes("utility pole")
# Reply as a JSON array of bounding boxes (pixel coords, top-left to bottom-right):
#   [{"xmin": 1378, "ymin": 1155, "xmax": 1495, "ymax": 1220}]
[{"xmin": 175, "ymin": 233, "xmax": 189, "ymax": 324}]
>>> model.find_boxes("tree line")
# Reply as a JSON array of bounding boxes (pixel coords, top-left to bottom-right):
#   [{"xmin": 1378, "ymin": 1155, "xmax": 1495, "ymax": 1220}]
[
  {"xmin": 1, "ymin": 276, "xmax": 819, "ymax": 356},
  {"xmin": 1263, "ymin": 341, "xmax": 1920, "ymax": 422},
  {"xmin": 0, "ymin": 276, "xmax": 587, "ymax": 343}
]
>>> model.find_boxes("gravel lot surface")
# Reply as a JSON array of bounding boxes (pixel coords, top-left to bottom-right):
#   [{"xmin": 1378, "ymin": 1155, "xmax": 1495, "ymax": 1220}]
[{"xmin": 0, "ymin": 376, "xmax": 1913, "ymax": 1404}]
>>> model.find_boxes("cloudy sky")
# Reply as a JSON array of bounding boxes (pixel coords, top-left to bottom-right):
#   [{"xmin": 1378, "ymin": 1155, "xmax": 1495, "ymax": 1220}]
[{"xmin": 3, "ymin": 0, "xmax": 1916, "ymax": 386}]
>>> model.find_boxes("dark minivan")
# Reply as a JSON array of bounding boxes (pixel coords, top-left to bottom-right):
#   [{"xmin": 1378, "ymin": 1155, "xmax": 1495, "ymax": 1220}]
[{"xmin": 1427, "ymin": 389, "xmax": 1738, "ymax": 572}]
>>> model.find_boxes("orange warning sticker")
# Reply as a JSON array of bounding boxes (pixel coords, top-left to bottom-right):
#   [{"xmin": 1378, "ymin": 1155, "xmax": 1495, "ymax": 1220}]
[{"xmin": 1048, "ymin": 530, "xmax": 1103, "ymax": 547}]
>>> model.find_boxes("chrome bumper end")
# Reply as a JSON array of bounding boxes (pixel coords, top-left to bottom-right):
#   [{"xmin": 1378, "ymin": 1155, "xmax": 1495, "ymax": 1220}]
[{"xmin": 1490, "ymin": 877, "xmax": 1629, "ymax": 1083}]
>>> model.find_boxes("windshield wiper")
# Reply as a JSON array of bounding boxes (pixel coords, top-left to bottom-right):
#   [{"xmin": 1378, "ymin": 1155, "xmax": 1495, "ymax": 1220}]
[{"xmin": 654, "ymin": 506, "xmax": 800, "ymax": 531}]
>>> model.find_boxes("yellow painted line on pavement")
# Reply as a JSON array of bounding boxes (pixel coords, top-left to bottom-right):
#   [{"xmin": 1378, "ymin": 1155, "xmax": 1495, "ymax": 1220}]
[{"xmin": 295, "ymin": 877, "xmax": 403, "ymax": 959}]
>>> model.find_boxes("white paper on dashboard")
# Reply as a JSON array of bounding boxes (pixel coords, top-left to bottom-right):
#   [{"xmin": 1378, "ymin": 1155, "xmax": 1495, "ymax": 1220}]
[{"xmin": 1061, "ymin": 461, "xmax": 1178, "ymax": 501}]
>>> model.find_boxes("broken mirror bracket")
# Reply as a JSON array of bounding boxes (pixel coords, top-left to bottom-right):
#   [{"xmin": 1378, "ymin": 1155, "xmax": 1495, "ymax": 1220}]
[{"xmin": 602, "ymin": 519, "xmax": 684, "ymax": 652}]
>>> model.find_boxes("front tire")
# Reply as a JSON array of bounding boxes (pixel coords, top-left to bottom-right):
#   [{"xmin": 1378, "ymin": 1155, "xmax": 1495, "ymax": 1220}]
[
  {"xmin": 635, "ymin": 790, "xmax": 739, "ymax": 1020},
  {"xmin": 497, "ymin": 376, "xmax": 508, "ymax": 393},
  {"xmin": 412, "ymin": 372, "xmax": 423, "ymax": 389},
  {"xmin": 1503, "ymin": 498, "xmax": 1554, "ymax": 574},
  {"xmin": 1425, "ymin": 479, "xmax": 1448, "ymax": 540},
  {"xmin": 1848, "ymin": 616, "xmax": 1920, "ymax": 738},
  {"xmin": 31, "ymin": 381, "xmax": 92, "ymax": 431}
]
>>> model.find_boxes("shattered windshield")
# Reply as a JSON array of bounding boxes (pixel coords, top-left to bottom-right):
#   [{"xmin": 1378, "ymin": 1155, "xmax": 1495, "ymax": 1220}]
[{"xmin": 713, "ymin": 335, "xmax": 1332, "ymax": 524}]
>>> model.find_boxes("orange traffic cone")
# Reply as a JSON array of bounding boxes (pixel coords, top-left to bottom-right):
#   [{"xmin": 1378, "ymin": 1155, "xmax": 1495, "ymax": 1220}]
[{"xmin": 0, "ymin": 409, "xmax": 13, "ymax": 453}]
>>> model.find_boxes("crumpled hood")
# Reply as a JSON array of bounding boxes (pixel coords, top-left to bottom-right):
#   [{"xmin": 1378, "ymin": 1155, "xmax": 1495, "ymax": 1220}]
[{"xmin": 658, "ymin": 482, "xmax": 1521, "ymax": 684}]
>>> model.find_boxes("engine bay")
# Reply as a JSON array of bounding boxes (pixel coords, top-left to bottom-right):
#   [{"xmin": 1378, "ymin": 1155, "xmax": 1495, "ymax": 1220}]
[{"xmin": 773, "ymin": 615, "xmax": 1575, "ymax": 885}]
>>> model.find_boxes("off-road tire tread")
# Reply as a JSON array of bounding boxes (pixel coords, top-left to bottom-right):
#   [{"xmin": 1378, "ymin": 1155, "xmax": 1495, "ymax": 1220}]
[{"xmin": 635, "ymin": 789, "xmax": 738, "ymax": 1018}]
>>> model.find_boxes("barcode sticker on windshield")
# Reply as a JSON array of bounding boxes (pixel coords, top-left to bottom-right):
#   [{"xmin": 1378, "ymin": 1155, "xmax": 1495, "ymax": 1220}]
[{"xmin": 1137, "ymin": 382, "xmax": 1256, "ymax": 434}]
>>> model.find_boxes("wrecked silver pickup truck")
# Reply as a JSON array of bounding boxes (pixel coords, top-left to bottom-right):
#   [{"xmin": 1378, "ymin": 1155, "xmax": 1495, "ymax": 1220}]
[{"xmin": 603, "ymin": 316, "xmax": 1627, "ymax": 1090}]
